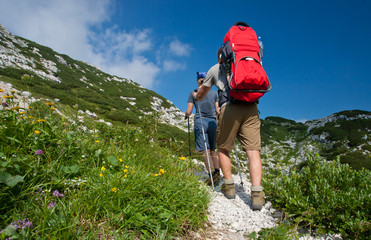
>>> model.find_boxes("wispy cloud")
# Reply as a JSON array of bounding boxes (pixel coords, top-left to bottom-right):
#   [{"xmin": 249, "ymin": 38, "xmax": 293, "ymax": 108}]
[
  {"xmin": 163, "ymin": 60, "xmax": 186, "ymax": 72},
  {"xmin": 296, "ymin": 118, "xmax": 308, "ymax": 123},
  {"xmin": 0, "ymin": 0, "xmax": 109, "ymax": 62},
  {"xmin": 0, "ymin": 0, "xmax": 189, "ymax": 89},
  {"xmin": 169, "ymin": 39, "xmax": 192, "ymax": 57}
]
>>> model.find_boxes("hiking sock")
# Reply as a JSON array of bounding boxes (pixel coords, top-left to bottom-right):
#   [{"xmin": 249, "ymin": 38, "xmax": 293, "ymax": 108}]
[
  {"xmin": 224, "ymin": 178, "xmax": 234, "ymax": 185},
  {"xmin": 251, "ymin": 185, "xmax": 263, "ymax": 192}
]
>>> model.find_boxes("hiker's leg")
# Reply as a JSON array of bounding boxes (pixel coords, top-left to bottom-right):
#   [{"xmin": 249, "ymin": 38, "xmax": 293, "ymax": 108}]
[
  {"xmin": 246, "ymin": 149, "xmax": 265, "ymax": 210},
  {"xmin": 246, "ymin": 150, "xmax": 262, "ymax": 186},
  {"xmin": 202, "ymin": 150, "xmax": 214, "ymax": 172},
  {"xmin": 210, "ymin": 150, "xmax": 219, "ymax": 170},
  {"xmin": 207, "ymin": 118, "xmax": 218, "ymax": 171},
  {"xmin": 218, "ymin": 148, "xmax": 232, "ymax": 180},
  {"xmin": 219, "ymin": 148, "xmax": 235, "ymax": 199},
  {"xmin": 216, "ymin": 105, "xmax": 239, "ymax": 180}
]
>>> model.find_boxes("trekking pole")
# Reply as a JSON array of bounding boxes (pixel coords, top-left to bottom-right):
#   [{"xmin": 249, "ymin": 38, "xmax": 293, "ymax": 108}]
[
  {"xmin": 234, "ymin": 141, "xmax": 243, "ymax": 187},
  {"xmin": 195, "ymin": 99, "xmax": 214, "ymax": 189},
  {"xmin": 187, "ymin": 117, "xmax": 191, "ymax": 157}
]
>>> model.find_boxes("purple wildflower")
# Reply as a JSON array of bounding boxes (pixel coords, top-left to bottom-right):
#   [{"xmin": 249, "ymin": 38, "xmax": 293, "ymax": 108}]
[
  {"xmin": 11, "ymin": 218, "xmax": 33, "ymax": 230},
  {"xmin": 2, "ymin": 102, "xmax": 9, "ymax": 108},
  {"xmin": 47, "ymin": 201, "xmax": 56, "ymax": 209},
  {"xmin": 52, "ymin": 189, "xmax": 64, "ymax": 197},
  {"xmin": 35, "ymin": 149, "xmax": 43, "ymax": 155}
]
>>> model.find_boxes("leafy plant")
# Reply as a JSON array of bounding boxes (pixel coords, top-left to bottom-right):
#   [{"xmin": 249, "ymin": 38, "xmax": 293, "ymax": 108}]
[{"xmin": 264, "ymin": 153, "xmax": 371, "ymax": 239}]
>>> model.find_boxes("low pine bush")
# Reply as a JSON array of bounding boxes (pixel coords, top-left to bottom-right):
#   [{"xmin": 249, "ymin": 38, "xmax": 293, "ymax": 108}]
[{"xmin": 264, "ymin": 153, "xmax": 371, "ymax": 239}]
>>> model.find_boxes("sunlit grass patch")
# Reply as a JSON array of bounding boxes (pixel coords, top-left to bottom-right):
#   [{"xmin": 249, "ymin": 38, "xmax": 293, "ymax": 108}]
[{"xmin": 0, "ymin": 96, "xmax": 210, "ymax": 239}]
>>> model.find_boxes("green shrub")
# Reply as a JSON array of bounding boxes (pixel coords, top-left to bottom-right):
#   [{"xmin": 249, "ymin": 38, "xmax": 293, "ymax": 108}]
[
  {"xmin": 340, "ymin": 151, "xmax": 371, "ymax": 171},
  {"xmin": 107, "ymin": 110, "xmax": 139, "ymax": 124},
  {"xmin": 264, "ymin": 153, "xmax": 371, "ymax": 239}
]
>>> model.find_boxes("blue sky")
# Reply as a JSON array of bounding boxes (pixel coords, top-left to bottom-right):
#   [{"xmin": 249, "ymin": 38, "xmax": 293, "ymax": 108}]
[{"xmin": 0, "ymin": 0, "xmax": 370, "ymax": 122}]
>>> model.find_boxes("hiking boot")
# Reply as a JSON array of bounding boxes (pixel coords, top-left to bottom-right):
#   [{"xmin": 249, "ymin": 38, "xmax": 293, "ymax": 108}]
[
  {"xmin": 251, "ymin": 191, "xmax": 265, "ymax": 210},
  {"xmin": 221, "ymin": 183, "xmax": 236, "ymax": 199},
  {"xmin": 206, "ymin": 170, "xmax": 221, "ymax": 186}
]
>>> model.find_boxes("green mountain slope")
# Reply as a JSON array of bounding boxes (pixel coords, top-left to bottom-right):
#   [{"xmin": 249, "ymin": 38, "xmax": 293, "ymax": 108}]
[
  {"xmin": 0, "ymin": 24, "xmax": 185, "ymax": 129},
  {"xmin": 260, "ymin": 110, "xmax": 371, "ymax": 171}
]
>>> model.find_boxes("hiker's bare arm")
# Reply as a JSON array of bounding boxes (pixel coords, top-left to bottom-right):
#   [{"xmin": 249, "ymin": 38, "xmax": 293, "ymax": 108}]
[
  {"xmin": 193, "ymin": 85, "xmax": 211, "ymax": 101},
  {"xmin": 215, "ymin": 102, "xmax": 220, "ymax": 116},
  {"xmin": 185, "ymin": 102, "xmax": 193, "ymax": 118}
]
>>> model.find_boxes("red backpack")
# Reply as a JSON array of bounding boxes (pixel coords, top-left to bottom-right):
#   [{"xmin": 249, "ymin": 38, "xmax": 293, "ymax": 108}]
[{"xmin": 221, "ymin": 22, "xmax": 271, "ymax": 102}]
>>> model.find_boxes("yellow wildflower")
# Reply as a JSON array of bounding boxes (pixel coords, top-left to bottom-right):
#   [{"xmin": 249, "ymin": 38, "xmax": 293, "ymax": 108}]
[
  {"xmin": 111, "ymin": 187, "xmax": 117, "ymax": 193},
  {"xmin": 179, "ymin": 156, "xmax": 186, "ymax": 161},
  {"xmin": 101, "ymin": 166, "xmax": 106, "ymax": 171},
  {"xmin": 119, "ymin": 158, "xmax": 123, "ymax": 162},
  {"xmin": 96, "ymin": 140, "xmax": 100, "ymax": 143},
  {"xmin": 99, "ymin": 173, "xmax": 103, "ymax": 177},
  {"xmin": 34, "ymin": 130, "xmax": 40, "ymax": 134},
  {"xmin": 154, "ymin": 174, "xmax": 159, "ymax": 177},
  {"xmin": 37, "ymin": 119, "xmax": 46, "ymax": 122},
  {"xmin": 0, "ymin": 89, "xmax": 3, "ymax": 92},
  {"xmin": 46, "ymin": 102, "xmax": 54, "ymax": 106},
  {"xmin": 124, "ymin": 169, "xmax": 128, "ymax": 173},
  {"xmin": 94, "ymin": 134, "xmax": 98, "ymax": 137},
  {"xmin": 159, "ymin": 169, "xmax": 165, "ymax": 175},
  {"xmin": 125, "ymin": 165, "xmax": 129, "ymax": 168},
  {"xmin": 12, "ymin": 106, "xmax": 20, "ymax": 110},
  {"xmin": 19, "ymin": 111, "xmax": 25, "ymax": 114},
  {"xmin": 124, "ymin": 174, "xmax": 127, "ymax": 178},
  {"xmin": 50, "ymin": 107, "xmax": 56, "ymax": 110}
]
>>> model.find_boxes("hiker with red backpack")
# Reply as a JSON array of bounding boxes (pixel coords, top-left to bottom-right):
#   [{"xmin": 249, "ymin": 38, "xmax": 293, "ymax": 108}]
[
  {"xmin": 193, "ymin": 22, "xmax": 271, "ymax": 210},
  {"xmin": 185, "ymin": 72, "xmax": 221, "ymax": 186}
]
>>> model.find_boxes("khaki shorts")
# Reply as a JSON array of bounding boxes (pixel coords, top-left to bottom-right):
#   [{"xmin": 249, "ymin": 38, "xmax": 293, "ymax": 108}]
[{"xmin": 217, "ymin": 102, "xmax": 261, "ymax": 152}]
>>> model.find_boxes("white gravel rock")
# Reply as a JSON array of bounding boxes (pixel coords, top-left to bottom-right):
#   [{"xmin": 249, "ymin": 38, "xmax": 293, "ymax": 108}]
[{"xmin": 196, "ymin": 171, "xmax": 276, "ymax": 239}]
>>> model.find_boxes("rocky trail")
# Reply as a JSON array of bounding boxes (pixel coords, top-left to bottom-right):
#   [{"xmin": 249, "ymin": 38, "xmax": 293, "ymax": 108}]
[
  {"xmin": 185, "ymin": 170, "xmax": 342, "ymax": 240},
  {"xmin": 184, "ymin": 172, "xmax": 277, "ymax": 240}
]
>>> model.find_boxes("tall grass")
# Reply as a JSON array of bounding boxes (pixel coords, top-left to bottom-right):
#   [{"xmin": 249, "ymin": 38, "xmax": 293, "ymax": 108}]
[{"xmin": 0, "ymin": 92, "xmax": 209, "ymax": 239}]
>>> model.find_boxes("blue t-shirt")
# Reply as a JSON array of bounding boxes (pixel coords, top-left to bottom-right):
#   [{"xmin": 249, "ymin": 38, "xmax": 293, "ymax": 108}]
[{"xmin": 187, "ymin": 89, "xmax": 218, "ymax": 119}]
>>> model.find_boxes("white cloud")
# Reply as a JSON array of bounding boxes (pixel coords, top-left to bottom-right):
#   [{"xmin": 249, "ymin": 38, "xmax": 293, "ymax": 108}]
[
  {"xmin": 163, "ymin": 60, "xmax": 186, "ymax": 72},
  {"xmin": 0, "ymin": 0, "xmax": 108, "ymax": 61},
  {"xmin": 104, "ymin": 57, "xmax": 160, "ymax": 89},
  {"xmin": 92, "ymin": 27, "xmax": 153, "ymax": 58},
  {"xmin": 0, "ymin": 0, "xmax": 162, "ymax": 88},
  {"xmin": 169, "ymin": 39, "xmax": 192, "ymax": 57},
  {"xmin": 296, "ymin": 118, "xmax": 308, "ymax": 123}
]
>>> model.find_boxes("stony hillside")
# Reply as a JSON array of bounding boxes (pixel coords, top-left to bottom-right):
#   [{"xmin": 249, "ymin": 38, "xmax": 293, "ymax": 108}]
[
  {"xmin": 0, "ymin": 24, "xmax": 186, "ymax": 131},
  {"xmin": 259, "ymin": 111, "xmax": 371, "ymax": 173}
]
